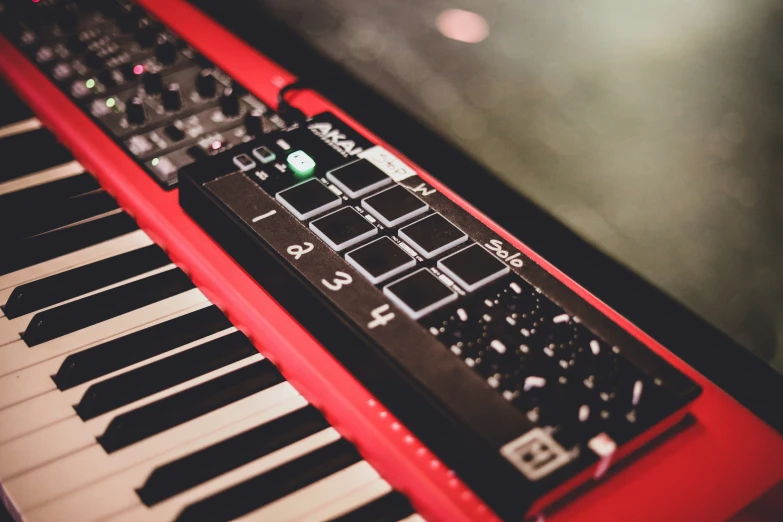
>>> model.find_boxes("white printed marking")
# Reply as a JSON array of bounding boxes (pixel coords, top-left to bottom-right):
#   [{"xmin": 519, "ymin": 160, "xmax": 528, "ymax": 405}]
[
  {"xmin": 397, "ymin": 241, "xmax": 418, "ymax": 258},
  {"xmin": 327, "ymin": 184, "xmax": 343, "ymax": 196},
  {"xmin": 450, "ymin": 346, "xmax": 462, "ymax": 356},
  {"xmin": 438, "ymin": 274, "xmax": 456, "ymax": 287},
  {"xmin": 484, "ymin": 299, "xmax": 494, "ymax": 307},
  {"xmin": 520, "ymin": 344, "xmax": 529, "ymax": 354},
  {"xmin": 465, "ymin": 358, "xmax": 475, "ymax": 368},
  {"xmin": 505, "ymin": 316, "xmax": 516, "ymax": 326},
  {"xmin": 588, "ymin": 432, "xmax": 617, "ymax": 479},
  {"xmin": 276, "ymin": 139, "xmax": 291, "ymax": 150},
  {"xmin": 553, "ymin": 314, "xmax": 570, "ymax": 324},
  {"xmin": 457, "ymin": 308, "xmax": 468, "ymax": 322},
  {"xmin": 429, "ymin": 327, "xmax": 439, "ymax": 336},
  {"xmin": 590, "ymin": 340, "xmax": 601, "ymax": 355},
  {"xmin": 632, "ymin": 380, "xmax": 643, "ymax": 406},
  {"xmin": 252, "ymin": 210, "xmax": 277, "ymax": 222},
  {"xmin": 490, "ymin": 340, "xmax": 506, "ymax": 354},
  {"xmin": 502, "ymin": 390, "xmax": 514, "ymax": 401},
  {"xmin": 482, "ymin": 314, "xmax": 492, "ymax": 322},
  {"xmin": 487, "ymin": 376, "xmax": 499, "ymax": 388},
  {"xmin": 510, "ymin": 282, "xmax": 522, "ymax": 294},
  {"xmin": 579, "ymin": 405, "xmax": 590, "ymax": 422},
  {"xmin": 363, "ymin": 213, "xmax": 377, "ymax": 223},
  {"xmin": 521, "ymin": 328, "xmax": 531, "ymax": 337},
  {"xmin": 524, "ymin": 376, "xmax": 546, "ymax": 391},
  {"xmin": 543, "ymin": 347, "xmax": 554, "ymax": 358}
]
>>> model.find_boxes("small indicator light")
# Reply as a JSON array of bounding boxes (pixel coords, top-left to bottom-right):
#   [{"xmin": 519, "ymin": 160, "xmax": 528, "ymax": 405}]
[
  {"xmin": 151, "ymin": 158, "xmax": 160, "ymax": 166},
  {"xmin": 211, "ymin": 140, "xmax": 223, "ymax": 150},
  {"xmin": 85, "ymin": 78, "xmax": 95, "ymax": 89},
  {"xmin": 105, "ymin": 97, "xmax": 116, "ymax": 108},
  {"xmin": 287, "ymin": 150, "xmax": 316, "ymax": 176},
  {"xmin": 133, "ymin": 64, "xmax": 144, "ymax": 75}
]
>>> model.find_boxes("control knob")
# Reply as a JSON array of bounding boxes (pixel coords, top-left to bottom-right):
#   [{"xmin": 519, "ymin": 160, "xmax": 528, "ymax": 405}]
[
  {"xmin": 162, "ymin": 83, "xmax": 183, "ymax": 112},
  {"xmin": 142, "ymin": 70, "xmax": 163, "ymax": 95},
  {"xmin": 195, "ymin": 70, "xmax": 217, "ymax": 98},
  {"xmin": 117, "ymin": 6, "xmax": 142, "ymax": 33},
  {"xmin": 220, "ymin": 86, "xmax": 240, "ymax": 117},
  {"xmin": 155, "ymin": 40, "xmax": 177, "ymax": 66},
  {"xmin": 135, "ymin": 25, "xmax": 158, "ymax": 49},
  {"xmin": 244, "ymin": 110, "xmax": 265, "ymax": 136},
  {"xmin": 126, "ymin": 95, "xmax": 147, "ymax": 125}
]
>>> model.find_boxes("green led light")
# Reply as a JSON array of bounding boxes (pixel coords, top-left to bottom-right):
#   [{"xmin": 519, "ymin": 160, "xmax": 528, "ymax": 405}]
[
  {"xmin": 151, "ymin": 158, "xmax": 160, "ymax": 166},
  {"xmin": 85, "ymin": 78, "xmax": 96, "ymax": 89},
  {"xmin": 105, "ymin": 97, "xmax": 116, "ymax": 108},
  {"xmin": 286, "ymin": 150, "xmax": 316, "ymax": 177}
]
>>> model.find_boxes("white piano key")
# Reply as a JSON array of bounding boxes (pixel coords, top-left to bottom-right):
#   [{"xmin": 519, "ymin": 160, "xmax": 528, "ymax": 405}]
[
  {"xmin": 0, "ymin": 353, "xmax": 264, "ymax": 483},
  {"xmin": 0, "ymin": 160, "xmax": 83, "ymax": 197},
  {"xmin": 107, "ymin": 428, "xmax": 342, "ymax": 522},
  {"xmin": 0, "ymin": 287, "xmax": 208, "ymax": 378},
  {"xmin": 0, "ymin": 300, "xmax": 215, "ymax": 411},
  {"xmin": 0, "ymin": 229, "xmax": 153, "ymax": 294},
  {"xmin": 0, "ymin": 327, "xmax": 238, "ymax": 442},
  {"xmin": 237, "ymin": 461, "xmax": 380, "ymax": 522},
  {"xmin": 0, "ymin": 264, "xmax": 178, "ymax": 347},
  {"xmin": 296, "ymin": 479, "xmax": 392, "ymax": 522},
  {"xmin": 22, "ymin": 392, "xmax": 307, "ymax": 522},
  {"xmin": 0, "ymin": 117, "xmax": 42, "ymax": 140}
]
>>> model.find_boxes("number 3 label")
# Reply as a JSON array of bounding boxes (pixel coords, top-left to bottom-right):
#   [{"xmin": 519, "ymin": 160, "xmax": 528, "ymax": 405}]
[{"xmin": 322, "ymin": 271, "xmax": 352, "ymax": 291}]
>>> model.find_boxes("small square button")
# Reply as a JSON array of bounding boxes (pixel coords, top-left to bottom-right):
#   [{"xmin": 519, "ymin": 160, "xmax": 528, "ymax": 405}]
[
  {"xmin": 437, "ymin": 244, "xmax": 510, "ymax": 292},
  {"xmin": 233, "ymin": 153, "xmax": 256, "ymax": 172},
  {"xmin": 252, "ymin": 146, "xmax": 276, "ymax": 164},
  {"xmin": 276, "ymin": 178, "xmax": 342, "ymax": 220},
  {"xmin": 384, "ymin": 268, "xmax": 457, "ymax": 319},
  {"xmin": 346, "ymin": 236, "xmax": 416, "ymax": 284},
  {"xmin": 361, "ymin": 185, "xmax": 428, "ymax": 227},
  {"xmin": 398, "ymin": 213, "xmax": 468, "ymax": 259},
  {"xmin": 326, "ymin": 159, "xmax": 392, "ymax": 199},
  {"xmin": 287, "ymin": 150, "xmax": 316, "ymax": 176},
  {"xmin": 309, "ymin": 207, "xmax": 378, "ymax": 251}
]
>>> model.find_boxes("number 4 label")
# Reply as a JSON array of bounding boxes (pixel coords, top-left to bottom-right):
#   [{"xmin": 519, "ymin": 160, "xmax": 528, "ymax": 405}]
[{"xmin": 368, "ymin": 304, "xmax": 395, "ymax": 329}]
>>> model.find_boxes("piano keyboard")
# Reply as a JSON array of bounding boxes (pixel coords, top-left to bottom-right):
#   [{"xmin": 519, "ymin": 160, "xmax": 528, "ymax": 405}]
[{"xmin": 0, "ymin": 81, "xmax": 424, "ymax": 522}]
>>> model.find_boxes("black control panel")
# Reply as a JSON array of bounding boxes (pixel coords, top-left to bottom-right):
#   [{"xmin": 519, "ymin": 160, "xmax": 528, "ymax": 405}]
[
  {"xmin": 0, "ymin": 0, "xmax": 287, "ymax": 187},
  {"xmin": 180, "ymin": 112, "xmax": 701, "ymax": 520}
]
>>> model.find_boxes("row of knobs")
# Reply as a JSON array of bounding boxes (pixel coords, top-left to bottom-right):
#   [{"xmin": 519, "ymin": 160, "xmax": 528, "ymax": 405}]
[{"xmin": 125, "ymin": 70, "xmax": 244, "ymax": 125}]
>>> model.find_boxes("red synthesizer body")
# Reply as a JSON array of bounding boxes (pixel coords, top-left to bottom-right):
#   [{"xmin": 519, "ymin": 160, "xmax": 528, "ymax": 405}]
[{"xmin": 0, "ymin": 1, "xmax": 781, "ymax": 521}]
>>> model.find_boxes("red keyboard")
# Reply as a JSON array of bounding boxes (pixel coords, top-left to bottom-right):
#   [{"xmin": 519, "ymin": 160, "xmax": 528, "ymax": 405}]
[{"xmin": 0, "ymin": 1, "xmax": 781, "ymax": 521}]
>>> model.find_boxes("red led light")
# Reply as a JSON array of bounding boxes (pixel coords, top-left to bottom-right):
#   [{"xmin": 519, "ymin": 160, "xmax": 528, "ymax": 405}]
[
  {"xmin": 211, "ymin": 141, "xmax": 223, "ymax": 150},
  {"xmin": 133, "ymin": 64, "xmax": 144, "ymax": 75}
]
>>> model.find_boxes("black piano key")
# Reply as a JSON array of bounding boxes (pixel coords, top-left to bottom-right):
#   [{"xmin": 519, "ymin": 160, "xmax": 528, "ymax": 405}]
[
  {"xmin": 327, "ymin": 491, "xmax": 416, "ymax": 522},
  {"xmin": 0, "ymin": 212, "xmax": 138, "ymax": 277},
  {"xmin": 137, "ymin": 405, "xmax": 331, "ymax": 506},
  {"xmin": 75, "ymin": 331, "xmax": 257, "ymax": 420},
  {"xmin": 4, "ymin": 244, "xmax": 171, "ymax": 319},
  {"xmin": 0, "ymin": 172, "xmax": 98, "ymax": 217},
  {"xmin": 175, "ymin": 439, "xmax": 362, "ymax": 522},
  {"xmin": 53, "ymin": 306, "xmax": 232, "ymax": 390},
  {"xmin": 0, "ymin": 190, "xmax": 119, "ymax": 242},
  {"xmin": 0, "ymin": 128, "xmax": 73, "ymax": 183},
  {"xmin": 0, "ymin": 80, "xmax": 35, "ymax": 128},
  {"xmin": 22, "ymin": 267, "xmax": 194, "ymax": 347},
  {"xmin": 98, "ymin": 360, "xmax": 285, "ymax": 453}
]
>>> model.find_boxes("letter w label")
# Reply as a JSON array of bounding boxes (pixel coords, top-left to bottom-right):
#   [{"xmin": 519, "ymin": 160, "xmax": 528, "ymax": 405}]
[{"xmin": 411, "ymin": 183, "xmax": 437, "ymax": 196}]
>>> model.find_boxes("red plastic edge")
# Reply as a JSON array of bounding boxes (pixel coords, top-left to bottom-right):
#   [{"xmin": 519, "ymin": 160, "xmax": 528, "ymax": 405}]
[{"xmin": 2, "ymin": 1, "xmax": 782, "ymax": 519}]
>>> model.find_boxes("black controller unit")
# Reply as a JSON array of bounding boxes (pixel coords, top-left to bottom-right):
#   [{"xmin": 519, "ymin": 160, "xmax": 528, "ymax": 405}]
[{"xmin": 179, "ymin": 112, "xmax": 701, "ymax": 520}]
